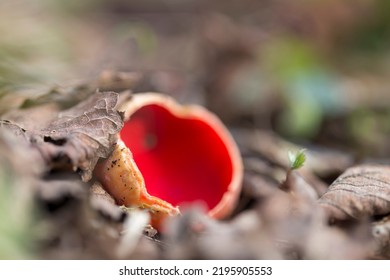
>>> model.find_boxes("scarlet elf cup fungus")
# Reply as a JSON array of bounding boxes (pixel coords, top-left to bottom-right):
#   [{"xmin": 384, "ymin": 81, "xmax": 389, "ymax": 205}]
[{"xmin": 95, "ymin": 93, "xmax": 243, "ymax": 229}]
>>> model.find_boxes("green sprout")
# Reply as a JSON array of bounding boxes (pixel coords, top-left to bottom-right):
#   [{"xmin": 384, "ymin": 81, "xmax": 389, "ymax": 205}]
[{"xmin": 288, "ymin": 149, "xmax": 306, "ymax": 170}]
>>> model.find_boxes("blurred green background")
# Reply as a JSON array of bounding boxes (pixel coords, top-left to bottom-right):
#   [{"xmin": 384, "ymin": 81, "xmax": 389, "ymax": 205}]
[{"xmin": 1, "ymin": 0, "xmax": 390, "ymax": 156}]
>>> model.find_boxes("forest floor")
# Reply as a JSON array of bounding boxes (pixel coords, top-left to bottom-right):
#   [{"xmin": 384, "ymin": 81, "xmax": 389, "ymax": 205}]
[{"xmin": 1, "ymin": 0, "xmax": 390, "ymax": 259}]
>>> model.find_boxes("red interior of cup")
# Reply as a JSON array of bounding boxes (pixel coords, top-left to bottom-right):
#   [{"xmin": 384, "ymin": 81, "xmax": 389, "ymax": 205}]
[{"xmin": 120, "ymin": 104, "xmax": 233, "ymax": 210}]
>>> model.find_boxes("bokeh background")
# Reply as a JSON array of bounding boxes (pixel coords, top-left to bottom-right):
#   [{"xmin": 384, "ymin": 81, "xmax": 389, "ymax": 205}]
[{"xmin": 2, "ymin": 0, "xmax": 390, "ymax": 158}]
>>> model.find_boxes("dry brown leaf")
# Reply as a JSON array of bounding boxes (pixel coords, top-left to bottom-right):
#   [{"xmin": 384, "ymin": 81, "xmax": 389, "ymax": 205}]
[
  {"xmin": 318, "ymin": 165, "xmax": 390, "ymax": 220},
  {"xmin": 2, "ymin": 91, "xmax": 124, "ymax": 181},
  {"xmin": 36, "ymin": 91, "xmax": 124, "ymax": 181}
]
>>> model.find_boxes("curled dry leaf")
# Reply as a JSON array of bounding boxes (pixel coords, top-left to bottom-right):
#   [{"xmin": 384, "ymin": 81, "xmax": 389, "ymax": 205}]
[
  {"xmin": 2, "ymin": 91, "xmax": 124, "ymax": 181},
  {"xmin": 40, "ymin": 91, "xmax": 123, "ymax": 148},
  {"xmin": 318, "ymin": 165, "xmax": 390, "ymax": 221}
]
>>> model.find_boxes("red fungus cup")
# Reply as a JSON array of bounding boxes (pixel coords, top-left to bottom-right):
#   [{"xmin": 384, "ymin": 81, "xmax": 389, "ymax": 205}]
[{"xmin": 96, "ymin": 93, "xmax": 243, "ymax": 229}]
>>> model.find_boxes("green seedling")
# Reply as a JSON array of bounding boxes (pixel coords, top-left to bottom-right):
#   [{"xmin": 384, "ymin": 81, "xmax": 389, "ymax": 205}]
[{"xmin": 288, "ymin": 149, "xmax": 306, "ymax": 170}]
